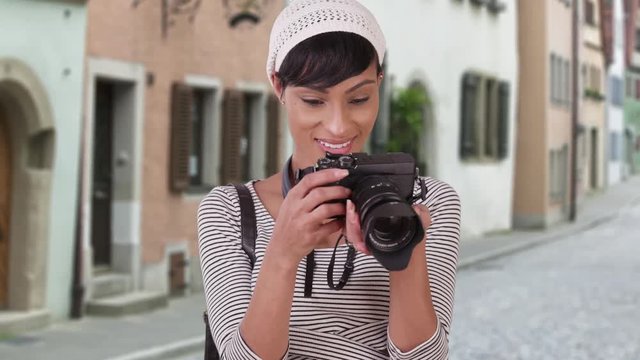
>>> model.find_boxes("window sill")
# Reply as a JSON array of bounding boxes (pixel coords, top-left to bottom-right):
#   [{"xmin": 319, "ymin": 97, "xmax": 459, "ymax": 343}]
[
  {"xmin": 182, "ymin": 185, "xmax": 215, "ymax": 200},
  {"xmin": 550, "ymin": 101, "xmax": 572, "ymax": 110},
  {"xmin": 460, "ymin": 156, "xmax": 505, "ymax": 164}
]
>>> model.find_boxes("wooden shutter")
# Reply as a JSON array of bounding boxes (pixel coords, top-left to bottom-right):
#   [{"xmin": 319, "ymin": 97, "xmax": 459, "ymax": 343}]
[
  {"xmin": 169, "ymin": 252, "xmax": 187, "ymax": 296},
  {"xmin": 266, "ymin": 94, "xmax": 281, "ymax": 176},
  {"xmin": 498, "ymin": 81, "xmax": 511, "ymax": 160},
  {"xmin": 221, "ymin": 89, "xmax": 245, "ymax": 184},
  {"xmin": 460, "ymin": 73, "xmax": 479, "ymax": 159},
  {"xmin": 170, "ymin": 83, "xmax": 193, "ymax": 192}
]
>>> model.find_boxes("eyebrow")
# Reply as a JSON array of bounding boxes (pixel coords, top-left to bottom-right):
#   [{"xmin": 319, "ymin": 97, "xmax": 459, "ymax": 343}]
[{"xmin": 305, "ymin": 79, "xmax": 376, "ymax": 94}]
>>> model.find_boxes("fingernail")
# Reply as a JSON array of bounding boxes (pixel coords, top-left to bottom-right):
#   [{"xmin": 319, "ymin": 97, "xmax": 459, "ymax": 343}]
[{"xmin": 336, "ymin": 169, "xmax": 349, "ymax": 177}]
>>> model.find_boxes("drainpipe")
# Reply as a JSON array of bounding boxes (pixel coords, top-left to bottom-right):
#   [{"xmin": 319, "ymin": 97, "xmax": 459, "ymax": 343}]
[
  {"xmin": 70, "ymin": 113, "xmax": 86, "ymax": 319},
  {"xmin": 570, "ymin": 0, "xmax": 579, "ymax": 222}
]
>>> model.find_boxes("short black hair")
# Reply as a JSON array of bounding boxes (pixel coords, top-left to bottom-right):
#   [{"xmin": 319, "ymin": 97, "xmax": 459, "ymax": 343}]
[{"xmin": 276, "ymin": 32, "xmax": 383, "ymax": 93}]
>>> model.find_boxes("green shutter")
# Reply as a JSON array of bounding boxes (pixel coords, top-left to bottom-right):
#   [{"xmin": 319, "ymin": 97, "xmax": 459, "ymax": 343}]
[
  {"xmin": 460, "ymin": 73, "xmax": 479, "ymax": 159},
  {"xmin": 498, "ymin": 81, "xmax": 511, "ymax": 160}
]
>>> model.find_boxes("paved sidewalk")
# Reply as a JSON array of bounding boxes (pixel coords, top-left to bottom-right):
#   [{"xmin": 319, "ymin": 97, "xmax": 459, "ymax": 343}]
[{"xmin": 1, "ymin": 176, "xmax": 638, "ymax": 360}]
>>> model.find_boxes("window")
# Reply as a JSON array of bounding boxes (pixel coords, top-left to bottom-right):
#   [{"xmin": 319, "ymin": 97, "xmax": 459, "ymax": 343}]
[
  {"xmin": 460, "ymin": 72, "xmax": 510, "ymax": 161},
  {"xmin": 549, "ymin": 145, "xmax": 569, "ymax": 203},
  {"xmin": 610, "ymin": 132, "xmax": 619, "ymax": 161},
  {"xmin": 610, "ymin": 76, "xmax": 624, "ymax": 106},
  {"xmin": 585, "ymin": 0, "xmax": 595, "ymax": 26},
  {"xmin": 550, "ymin": 54, "xmax": 557, "ymax": 103},
  {"xmin": 169, "ymin": 82, "xmax": 223, "ymax": 192},
  {"xmin": 626, "ymin": 75, "xmax": 635, "ymax": 98},
  {"xmin": 551, "ymin": 54, "xmax": 571, "ymax": 107},
  {"xmin": 189, "ymin": 89, "xmax": 207, "ymax": 187},
  {"xmin": 590, "ymin": 66, "xmax": 601, "ymax": 92},
  {"xmin": 219, "ymin": 89, "xmax": 281, "ymax": 184},
  {"xmin": 564, "ymin": 60, "xmax": 571, "ymax": 106}
]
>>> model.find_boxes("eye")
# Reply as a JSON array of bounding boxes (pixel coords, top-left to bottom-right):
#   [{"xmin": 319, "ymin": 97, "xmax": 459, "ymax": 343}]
[
  {"xmin": 350, "ymin": 97, "xmax": 370, "ymax": 105},
  {"xmin": 302, "ymin": 98, "xmax": 324, "ymax": 107}
]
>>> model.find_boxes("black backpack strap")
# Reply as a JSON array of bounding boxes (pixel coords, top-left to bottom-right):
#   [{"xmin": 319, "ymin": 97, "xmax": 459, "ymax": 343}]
[
  {"xmin": 203, "ymin": 183, "xmax": 258, "ymax": 360},
  {"xmin": 232, "ymin": 183, "xmax": 257, "ymax": 267}
]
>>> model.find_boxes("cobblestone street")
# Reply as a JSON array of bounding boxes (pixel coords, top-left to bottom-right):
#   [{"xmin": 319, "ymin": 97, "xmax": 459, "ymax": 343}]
[{"xmin": 450, "ymin": 199, "xmax": 640, "ymax": 360}]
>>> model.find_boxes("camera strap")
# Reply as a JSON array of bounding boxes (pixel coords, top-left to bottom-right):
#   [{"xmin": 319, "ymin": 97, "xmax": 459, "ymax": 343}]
[
  {"xmin": 327, "ymin": 234, "xmax": 357, "ymax": 290},
  {"xmin": 282, "ymin": 156, "xmax": 316, "ymax": 298}
]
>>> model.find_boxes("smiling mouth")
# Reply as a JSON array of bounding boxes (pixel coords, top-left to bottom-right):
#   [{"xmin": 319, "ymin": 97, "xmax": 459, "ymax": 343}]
[{"xmin": 316, "ymin": 138, "xmax": 353, "ymax": 150}]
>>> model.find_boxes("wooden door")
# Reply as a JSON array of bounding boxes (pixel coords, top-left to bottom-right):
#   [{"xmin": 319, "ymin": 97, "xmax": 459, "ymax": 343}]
[
  {"xmin": 91, "ymin": 81, "xmax": 114, "ymax": 268},
  {"xmin": 0, "ymin": 111, "xmax": 11, "ymax": 307}
]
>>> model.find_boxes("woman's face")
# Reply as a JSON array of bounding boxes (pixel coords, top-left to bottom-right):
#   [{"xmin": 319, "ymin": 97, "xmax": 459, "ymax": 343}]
[{"xmin": 275, "ymin": 60, "xmax": 382, "ymax": 169}]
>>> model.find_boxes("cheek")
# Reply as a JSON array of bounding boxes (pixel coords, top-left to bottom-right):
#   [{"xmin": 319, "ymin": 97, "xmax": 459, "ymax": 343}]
[
  {"xmin": 285, "ymin": 103, "xmax": 321, "ymax": 139},
  {"xmin": 353, "ymin": 99, "xmax": 379, "ymax": 134}
]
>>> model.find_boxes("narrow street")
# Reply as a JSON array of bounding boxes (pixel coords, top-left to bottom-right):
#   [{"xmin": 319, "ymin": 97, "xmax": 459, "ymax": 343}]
[{"xmin": 450, "ymin": 199, "xmax": 640, "ymax": 360}]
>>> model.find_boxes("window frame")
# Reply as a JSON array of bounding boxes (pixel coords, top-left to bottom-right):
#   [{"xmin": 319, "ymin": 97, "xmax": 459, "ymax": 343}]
[{"xmin": 183, "ymin": 75, "xmax": 223, "ymax": 194}]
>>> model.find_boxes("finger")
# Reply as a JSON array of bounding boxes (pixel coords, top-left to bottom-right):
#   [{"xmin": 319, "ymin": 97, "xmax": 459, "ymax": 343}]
[
  {"xmin": 413, "ymin": 204, "xmax": 432, "ymax": 230},
  {"xmin": 292, "ymin": 169, "xmax": 349, "ymax": 198},
  {"xmin": 315, "ymin": 218, "xmax": 345, "ymax": 240},
  {"xmin": 345, "ymin": 200, "xmax": 369, "ymax": 255},
  {"xmin": 304, "ymin": 186, "xmax": 351, "ymax": 211},
  {"xmin": 309, "ymin": 202, "xmax": 347, "ymax": 224}
]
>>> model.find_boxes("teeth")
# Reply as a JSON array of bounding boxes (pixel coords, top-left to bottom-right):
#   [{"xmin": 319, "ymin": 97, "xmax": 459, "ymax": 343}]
[{"xmin": 319, "ymin": 140, "xmax": 351, "ymax": 149}]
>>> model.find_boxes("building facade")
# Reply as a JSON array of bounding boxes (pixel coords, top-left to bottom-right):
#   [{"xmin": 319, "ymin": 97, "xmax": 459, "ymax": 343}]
[
  {"xmin": 81, "ymin": 0, "xmax": 285, "ymax": 314},
  {"xmin": 605, "ymin": 0, "xmax": 626, "ymax": 185},
  {"xmin": 624, "ymin": 0, "xmax": 640, "ymax": 174},
  {"xmin": 360, "ymin": 0, "xmax": 519, "ymax": 238},
  {"xmin": 0, "ymin": 0, "xmax": 88, "ymax": 330},
  {"xmin": 514, "ymin": 0, "xmax": 574, "ymax": 229},
  {"xmin": 579, "ymin": 0, "xmax": 607, "ymax": 195}
]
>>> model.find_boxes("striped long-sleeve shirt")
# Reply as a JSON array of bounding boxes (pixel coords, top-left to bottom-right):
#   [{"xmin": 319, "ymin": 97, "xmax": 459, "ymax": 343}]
[{"xmin": 197, "ymin": 176, "xmax": 461, "ymax": 359}]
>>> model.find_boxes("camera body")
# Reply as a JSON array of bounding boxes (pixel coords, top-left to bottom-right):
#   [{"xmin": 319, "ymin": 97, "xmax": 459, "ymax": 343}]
[
  {"xmin": 306, "ymin": 152, "xmax": 417, "ymax": 199},
  {"xmin": 297, "ymin": 152, "xmax": 425, "ymax": 271}
]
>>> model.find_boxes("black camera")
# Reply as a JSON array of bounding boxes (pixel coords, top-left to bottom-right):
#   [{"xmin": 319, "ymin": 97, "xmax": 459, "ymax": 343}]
[{"xmin": 297, "ymin": 152, "xmax": 427, "ymax": 271}]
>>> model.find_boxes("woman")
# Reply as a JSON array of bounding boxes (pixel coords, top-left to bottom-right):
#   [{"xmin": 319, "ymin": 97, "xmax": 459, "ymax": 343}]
[{"xmin": 197, "ymin": 1, "xmax": 461, "ymax": 359}]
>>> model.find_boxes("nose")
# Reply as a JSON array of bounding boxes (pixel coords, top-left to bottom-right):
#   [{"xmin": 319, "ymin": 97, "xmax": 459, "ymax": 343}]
[{"xmin": 324, "ymin": 104, "xmax": 351, "ymax": 137}]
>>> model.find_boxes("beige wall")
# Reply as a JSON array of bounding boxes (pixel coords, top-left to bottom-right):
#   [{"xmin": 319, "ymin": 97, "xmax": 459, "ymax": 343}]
[
  {"xmin": 514, "ymin": 0, "xmax": 548, "ymax": 224},
  {"xmin": 580, "ymin": 0, "xmax": 606, "ymax": 194},
  {"xmin": 514, "ymin": 0, "xmax": 574, "ymax": 228},
  {"xmin": 86, "ymin": 1, "xmax": 283, "ymax": 267},
  {"xmin": 546, "ymin": 0, "xmax": 574, "ymax": 217}
]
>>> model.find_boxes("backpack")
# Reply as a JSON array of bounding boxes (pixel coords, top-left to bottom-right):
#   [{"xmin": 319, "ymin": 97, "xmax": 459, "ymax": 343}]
[{"xmin": 203, "ymin": 183, "xmax": 257, "ymax": 360}]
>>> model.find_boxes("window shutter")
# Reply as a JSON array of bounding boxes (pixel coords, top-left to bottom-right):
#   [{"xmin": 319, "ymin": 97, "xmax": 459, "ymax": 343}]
[
  {"xmin": 170, "ymin": 83, "xmax": 193, "ymax": 192},
  {"xmin": 497, "ymin": 81, "xmax": 511, "ymax": 160},
  {"xmin": 485, "ymin": 78, "xmax": 499, "ymax": 158},
  {"xmin": 266, "ymin": 94, "xmax": 281, "ymax": 176},
  {"xmin": 460, "ymin": 73, "xmax": 479, "ymax": 159},
  {"xmin": 221, "ymin": 89, "xmax": 245, "ymax": 184},
  {"xmin": 550, "ymin": 54, "xmax": 556, "ymax": 103}
]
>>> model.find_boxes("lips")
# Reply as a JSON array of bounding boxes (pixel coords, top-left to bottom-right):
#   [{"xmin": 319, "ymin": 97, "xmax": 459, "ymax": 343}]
[{"xmin": 315, "ymin": 137, "xmax": 355, "ymax": 155}]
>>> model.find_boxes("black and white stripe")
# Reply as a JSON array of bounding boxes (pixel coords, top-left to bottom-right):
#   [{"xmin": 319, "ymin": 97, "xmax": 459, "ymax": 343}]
[{"xmin": 197, "ymin": 177, "xmax": 461, "ymax": 359}]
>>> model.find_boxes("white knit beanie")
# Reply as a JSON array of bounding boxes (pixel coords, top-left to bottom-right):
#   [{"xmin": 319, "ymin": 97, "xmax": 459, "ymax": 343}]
[{"xmin": 266, "ymin": 0, "xmax": 386, "ymax": 85}]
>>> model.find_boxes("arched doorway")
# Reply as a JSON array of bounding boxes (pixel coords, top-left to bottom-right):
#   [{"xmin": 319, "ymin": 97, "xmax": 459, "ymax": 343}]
[
  {"xmin": 0, "ymin": 58, "xmax": 54, "ymax": 312},
  {"xmin": 0, "ymin": 109, "xmax": 11, "ymax": 308}
]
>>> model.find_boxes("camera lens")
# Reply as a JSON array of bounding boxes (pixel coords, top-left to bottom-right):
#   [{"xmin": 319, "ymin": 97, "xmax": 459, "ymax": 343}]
[
  {"xmin": 352, "ymin": 176, "xmax": 423, "ymax": 255},
  {"xmin": 372, "ymin": 216, "xmax": 416, "ymax": 243}
]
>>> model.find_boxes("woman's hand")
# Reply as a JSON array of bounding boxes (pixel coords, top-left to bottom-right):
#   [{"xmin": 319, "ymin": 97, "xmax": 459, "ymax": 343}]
[
  {"xmin": 268, "ymin": 168, "xmax": 351, "ymax": 267},
  {"xmin": 345, "ymin": 200, "xmax": 432, "ymax": 256}
]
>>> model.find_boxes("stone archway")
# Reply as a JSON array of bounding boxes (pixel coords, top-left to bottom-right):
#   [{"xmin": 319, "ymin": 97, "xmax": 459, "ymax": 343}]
[{"xmin": 0, "ymin": 58, "xmax": 55, "ymax": 312}]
